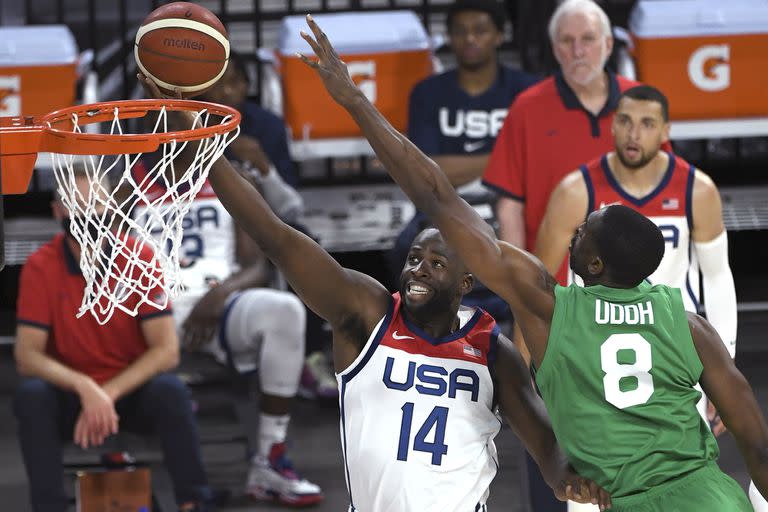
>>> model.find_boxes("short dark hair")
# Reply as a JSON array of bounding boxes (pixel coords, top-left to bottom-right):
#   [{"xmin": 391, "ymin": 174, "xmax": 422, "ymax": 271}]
[
  {"xmin": 594, "ymin": 205, "xmax": 665, "ymax": 287},
  {"xmin": 620, "ymin": 85, "xmax": 670, "ymax": 122},
  {"xmin": 446, "ymin": 0, "xmax": 506, "ymax": 32}
]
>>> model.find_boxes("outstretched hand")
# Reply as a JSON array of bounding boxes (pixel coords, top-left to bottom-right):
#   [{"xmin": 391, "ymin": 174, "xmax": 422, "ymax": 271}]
[
  {"xmin": 296, "ymin": 14, "xmax": 362, "ymax": 107},
  {"xmin": 137, "ymin": 72, "xmax": 177, "ymax": 101},
  {"xmin": 553, "ymin": 465, "xmax": 612, "ymax": 511},
  {"xmin": 137, "ymin": 73, "xmax": 200, "ymax": 131}
]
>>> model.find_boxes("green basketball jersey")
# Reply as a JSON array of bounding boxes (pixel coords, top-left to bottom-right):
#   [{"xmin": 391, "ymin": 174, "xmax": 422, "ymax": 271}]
[{"xmin": 535, "ymin": 282, "xmax": 719, "ymax": 499}]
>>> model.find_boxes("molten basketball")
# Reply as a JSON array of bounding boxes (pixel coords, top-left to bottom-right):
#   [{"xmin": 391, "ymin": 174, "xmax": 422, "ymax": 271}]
[{"xmin": 135, "ymin": 2, "xmax": 229, "ymax": 98}]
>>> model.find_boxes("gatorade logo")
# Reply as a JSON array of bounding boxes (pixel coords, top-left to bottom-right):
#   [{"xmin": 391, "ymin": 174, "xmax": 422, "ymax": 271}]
[
  {"xmin": 347, "ymin": 60, "xmax": 376, "ymax": 103},
  {"xmin": 688, "ymin": 44, "xmax": 730, "ymax": 92},
  {"xmin": 0, "ymin": 75, "xmax": 21, "ymax": 116}
]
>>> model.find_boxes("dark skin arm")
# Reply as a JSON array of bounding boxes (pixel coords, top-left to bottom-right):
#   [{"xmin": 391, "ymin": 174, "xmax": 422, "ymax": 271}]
[
  {"xmin": 690, "ymin": 312, "xmax": 768, "ymax": 496},
  {"xmin": 181, "ymin": 225, "xmax": 273, "ymax": 350},
  {"xmin": 204, "ymin": 157, "xmax": 392, "ymax": 370},
  {"xmin": 297, "ymin": 17, "xmax": 556, "ymax": 368},
  {"xmin": 494, "ymin": 333, "xmax": 611, "ymax": 509},
  {"xmin": 138, "ymin": 74, "xmax": 392, "ymax": 370},
  {"xmin": 431, "ymin": 154, "xmax": 490, "ymax": 187},
  {"xmin": 298, "ymin": 17, "xmax": 608, "ymax": 507},
  {"xmin": 228, "ymin": 134, "xmax": 272, "ymax": 176}
]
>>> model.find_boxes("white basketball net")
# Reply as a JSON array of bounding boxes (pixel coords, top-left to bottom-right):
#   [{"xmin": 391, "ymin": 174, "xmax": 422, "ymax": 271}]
[{"xmin": 51, "ymin": 105, "xmax": 239, "ymax": 324}]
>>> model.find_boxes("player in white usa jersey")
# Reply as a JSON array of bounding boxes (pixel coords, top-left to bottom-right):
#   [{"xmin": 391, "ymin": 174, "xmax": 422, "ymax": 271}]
[
  {"xmin": 139, "ymin": 54, "xmax": 612, "ymax": 510},
  {"xmin": 285, "ymin": 18, "xmax": 768, "ymax": 512}
]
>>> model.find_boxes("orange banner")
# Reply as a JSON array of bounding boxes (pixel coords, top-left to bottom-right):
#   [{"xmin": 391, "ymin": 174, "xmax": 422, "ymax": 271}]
[
  {"xmin": 279, "ymin": 49, "xmax": 432, "ymax": 139},
  {"xmin": 632, "ymin": 33, "xmax": 768, "ymax": 120}
]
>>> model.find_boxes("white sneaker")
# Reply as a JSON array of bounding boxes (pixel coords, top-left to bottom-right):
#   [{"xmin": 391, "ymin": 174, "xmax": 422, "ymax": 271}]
[
  {"xmin": 245, "ymin": 442, "xmax": 324, "ymax": 507},
  {"xmin": 298, "ymin": 351, "xmax": 338, "ymax": 400}
]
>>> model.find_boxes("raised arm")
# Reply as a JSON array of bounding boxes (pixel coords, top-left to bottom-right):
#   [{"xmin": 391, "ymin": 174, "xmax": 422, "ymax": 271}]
[
  {"xmin": 432, "ymin": 154, "xmax": 491, "ymax": 187},
  {"xmin": 206, "ymin": 155, "xmax": 391, "ymax": 362},
  {"xmin": 494, "ymin": 333, "xmax": 611, "ymax": 510},
  {"xmin": 297, "ymin": 16, "xmax": 556, "ymax": 341},
  {"xmin": 689, "ymin": 312, "xmax": 768, "ymax": 496},
  {"xmin": 691, "ymin": 170, "xmax": 737, "ymax": 358},
  {"xmin": 138, "ymin": 74, "xmax": 391, "ymax": 368}
]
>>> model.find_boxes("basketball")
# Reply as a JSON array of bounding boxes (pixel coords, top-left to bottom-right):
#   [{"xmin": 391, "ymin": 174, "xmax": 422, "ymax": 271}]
[{"xmin": 134, "ymin": 2, "xmax": 229, "ymax": 98}]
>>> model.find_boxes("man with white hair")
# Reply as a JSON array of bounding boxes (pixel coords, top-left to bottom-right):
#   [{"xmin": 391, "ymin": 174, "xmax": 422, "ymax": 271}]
[
  {"xmin": 481, "ymin": 1, "xmax": 669, "ymax": 509},
  {"xmin": 483, "ymin": 0, "xmax": 669, "ymax": 287}
]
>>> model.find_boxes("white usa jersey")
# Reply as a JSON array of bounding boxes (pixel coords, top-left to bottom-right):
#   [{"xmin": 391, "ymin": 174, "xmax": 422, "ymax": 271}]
[
  {"xmin": 579, "ymin": 152, "xmax": 700, "ymax": 313},
  {"xmin": 337, "ymin": 293, "xmax": 501, "ymax": 512},
  {"xmin": 130, "ymin": 161, "xmax": 236, "ymax": 324}
]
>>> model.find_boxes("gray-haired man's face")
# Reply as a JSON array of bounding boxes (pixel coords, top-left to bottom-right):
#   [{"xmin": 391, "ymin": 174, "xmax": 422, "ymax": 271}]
[{"xmin": 552, "ymin": 11, "xmax": 612, "ymax": 87}]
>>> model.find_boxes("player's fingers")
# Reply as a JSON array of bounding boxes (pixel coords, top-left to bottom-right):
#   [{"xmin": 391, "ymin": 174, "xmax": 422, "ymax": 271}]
[
  {"xmin": 563, "ymin": 482, "xmax": 577, "ymax": 501},
  {"xmin": 98, "ymin": 410, "xmax": 115, "ymax": 441},
  {"xmin": 305, "ymin": 14, "xmax": 326, "ymax": 47},
  {"xmin": 308, "ymin": 15, "xmax": 337, "ymax": 56},
  {"xmin": 296, "ymin": 52, "xmax": 319, "ymax": 70},
  {"xmin": 137, "ymin": 73, "xmax": 163, "ymax": 99},
  {"xmin": 89, "ymin": 424, "xmax": 101, "ymax": 447},
  {"xmin": 588, "ymin": 480, "xmax": 600, "ymax": 504},
  {"xmin": 74, "ymin": 417, "xmax": 84, "ymax": 448},
  {"xmin": 561, "ymin": 483, "xmax": 572, "ymax": 502},
  {"xmin": 299, "ymin": 30, "xmax": 323, "ymax": 57},
  {"xmin": 93, "ymin": 410, "xmax": 108, "ymax": 443},
  {"xmin": 599, "ymin": 487, "xmax": 612, "ymax": 511},
  {"xmin": 109, "ymin": 408, "xmax": 119, "ymax": 435},
  {"xmin": 571, "ymin": 479, "xmax": 584, "ymax": 500},
  {"xmin": 78, "ymin": 420, "xmax": 90, "ymax": 449}
]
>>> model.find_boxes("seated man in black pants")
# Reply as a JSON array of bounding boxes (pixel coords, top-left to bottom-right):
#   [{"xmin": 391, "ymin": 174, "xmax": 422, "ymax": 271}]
[{"xmin": 12, "ymin": 169, "xmax": 212, "ymax": 512}]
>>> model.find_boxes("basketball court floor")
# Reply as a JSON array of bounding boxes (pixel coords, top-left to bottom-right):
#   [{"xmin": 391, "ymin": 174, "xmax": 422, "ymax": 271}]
[{"xmin": 0, "ymin": 331, "xmax": 766, "ymax": 512}]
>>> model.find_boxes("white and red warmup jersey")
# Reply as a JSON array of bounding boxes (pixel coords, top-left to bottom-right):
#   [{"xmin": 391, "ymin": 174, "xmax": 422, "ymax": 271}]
[
  {"xmin": 580, "ymin": 152, "xmax": 700, "ymax": 312},
  {"xmin": 337, "ymin": 293, "xmax": 501, "ymax": 512},
  {"xmin": 130, "ymin": 161, "xmax": 236, "ymax": 324}
]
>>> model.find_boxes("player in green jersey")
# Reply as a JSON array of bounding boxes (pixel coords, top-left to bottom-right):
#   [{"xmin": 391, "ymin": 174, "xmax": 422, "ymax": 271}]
[{"xmin": 296, "ymin": 14, "xmax": 768, "ymax": 511}]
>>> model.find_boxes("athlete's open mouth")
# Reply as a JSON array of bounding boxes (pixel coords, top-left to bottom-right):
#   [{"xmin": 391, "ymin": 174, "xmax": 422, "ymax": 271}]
[
  {"xmin": 406, "ymin": 281, "xmax": 432, "ymax": 298},
  {"xmin": 624, "ymin": 144, "xmax": 641, "ymax": 157}
]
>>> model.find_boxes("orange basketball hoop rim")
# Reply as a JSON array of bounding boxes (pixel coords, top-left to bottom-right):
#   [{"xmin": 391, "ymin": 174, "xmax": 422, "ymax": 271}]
[{"xmin": 0, "ymin": 98, "xmax": 241, "ymax": 195}]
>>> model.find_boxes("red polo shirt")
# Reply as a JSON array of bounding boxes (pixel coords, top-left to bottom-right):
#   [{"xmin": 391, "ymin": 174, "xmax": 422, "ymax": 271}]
[
  {"xmin": 482, "ymin": 71, "xmax": 669, "ymax": 282},
  {"xmin": 16, "ymin": 234, "xmax": 172, "ymax": 384}
]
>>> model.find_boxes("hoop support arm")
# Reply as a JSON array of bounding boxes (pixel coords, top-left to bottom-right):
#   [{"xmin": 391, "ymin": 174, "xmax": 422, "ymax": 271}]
[
  {"xmin": 0, "ymin": 99, "xmax": 240, "ymax": 195},
  {"xmin": 0, "ymin": 116, "xmax": 43, "ymax": 194}
]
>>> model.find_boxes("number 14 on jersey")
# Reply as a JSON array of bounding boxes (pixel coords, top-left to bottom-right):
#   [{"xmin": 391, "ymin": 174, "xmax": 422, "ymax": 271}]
[{"xmin": 397, "ymin": 403, "xmax": 449, "ymax": 465}]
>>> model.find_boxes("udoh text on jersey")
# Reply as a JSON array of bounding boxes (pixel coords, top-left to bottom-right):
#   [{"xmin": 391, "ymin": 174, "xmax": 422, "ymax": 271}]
[{"xmin": 595, "ymin": 299, "xmax": 655, "ymax": 325}]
